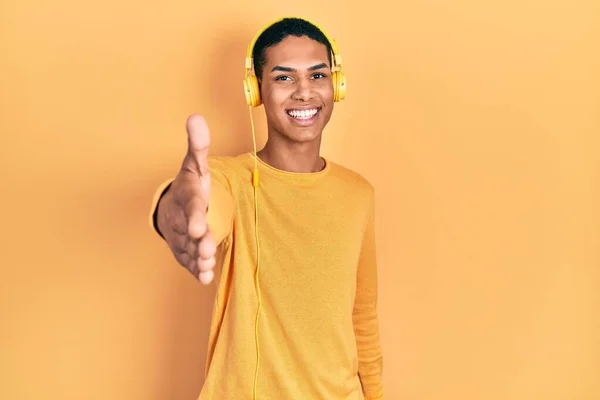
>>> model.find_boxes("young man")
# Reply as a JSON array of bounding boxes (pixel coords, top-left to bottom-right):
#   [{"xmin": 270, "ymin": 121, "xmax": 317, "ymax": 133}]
[{"xmin": 150, "ymin": 17, "xmax": 384, "ymax": 400}]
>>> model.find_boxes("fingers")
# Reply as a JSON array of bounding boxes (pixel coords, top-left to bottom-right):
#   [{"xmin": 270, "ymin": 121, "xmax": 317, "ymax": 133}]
[
  {"xmin": 193, "ymin": 232, "xmax": 217, "ymax": 284},
  {"xmin": 199, "ymin": 270, "xmax": 214, "ymax": 285},
  {"xmin": 181, "ymin": 185, "xmax": 216, "ymax": 284},
  {"xmin": 185, "ymin": 193, "xmax": 208, "ymax": 239},
  {"xmin": 198, "ymin": 229, "xmax": 216, "ymax": 260},
  {"xmin": 198, "ymin": 255, "xmax": 216, "ymax": 272},
  {"xmin": 176, "ymin": 232, "xmax": 216, "ymax": 285}
]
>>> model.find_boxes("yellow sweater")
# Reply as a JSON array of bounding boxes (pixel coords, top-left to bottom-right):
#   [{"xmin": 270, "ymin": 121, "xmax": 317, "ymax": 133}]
[{"xmin": 150, "ymin": 152, "xmax": 384, "ymax": 400}]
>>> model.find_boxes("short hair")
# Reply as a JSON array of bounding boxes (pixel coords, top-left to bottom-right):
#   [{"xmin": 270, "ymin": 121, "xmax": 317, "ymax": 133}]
[{"xmin": 252, "ymin": 17, "xmax": 333, "ymax": 81}]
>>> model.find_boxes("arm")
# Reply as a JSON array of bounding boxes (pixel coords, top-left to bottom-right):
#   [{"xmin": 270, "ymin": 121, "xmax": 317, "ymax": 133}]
[{"xmin": 354, "ymin": 193, "xmax": 384, "ymax": 399}]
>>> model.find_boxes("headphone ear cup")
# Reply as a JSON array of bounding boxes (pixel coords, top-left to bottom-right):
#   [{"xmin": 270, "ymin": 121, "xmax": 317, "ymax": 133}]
[
  {"xmin": 244, "ymin": 75, "xmax": 261, "ymax": 107},
  {"xmin": 332, "ymin": 71, "xmax": 339, "ymax": 102},
  {"xmin": 331, "ymin": 71, "xmax": 347, "ymax": 102}
]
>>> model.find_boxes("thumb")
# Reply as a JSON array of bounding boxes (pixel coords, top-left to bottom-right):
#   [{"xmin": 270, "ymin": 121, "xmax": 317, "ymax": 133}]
[{"xmin": 183, "ymin": 114, "xmax": 211, "ymax": 176}]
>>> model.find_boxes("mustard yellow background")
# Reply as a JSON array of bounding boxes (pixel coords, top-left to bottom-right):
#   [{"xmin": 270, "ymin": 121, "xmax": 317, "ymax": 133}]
[{"xmin": 1, "ymin": 0, "xmax": 598, "ymax": 399}]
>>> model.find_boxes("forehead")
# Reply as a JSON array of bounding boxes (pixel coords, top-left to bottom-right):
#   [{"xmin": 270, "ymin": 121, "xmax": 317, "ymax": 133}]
[{"xmin": 263, "ymin": 35, "xmax": 330, "ymax": 68}]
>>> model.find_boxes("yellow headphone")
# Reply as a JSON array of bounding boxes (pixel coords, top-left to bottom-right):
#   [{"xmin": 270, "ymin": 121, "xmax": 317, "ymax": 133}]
[
  {"xmin": 243, "ymin": 17, "xmax": 347, "ymax": 108},
  {"xmin": 244, "ymin": 17, "xmax": 346, "ymax": 400}
]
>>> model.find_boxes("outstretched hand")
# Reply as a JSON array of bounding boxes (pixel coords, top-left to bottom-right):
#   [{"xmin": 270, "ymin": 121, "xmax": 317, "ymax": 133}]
[{"xmin": 156, "ymin": 115, "xmax": 217, "ymax": 284}]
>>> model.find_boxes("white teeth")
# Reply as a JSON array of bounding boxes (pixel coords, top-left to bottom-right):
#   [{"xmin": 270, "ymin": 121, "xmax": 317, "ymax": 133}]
[{"xmin": 287, "ymin": 108, "xmax": 318, "ymax": 119}]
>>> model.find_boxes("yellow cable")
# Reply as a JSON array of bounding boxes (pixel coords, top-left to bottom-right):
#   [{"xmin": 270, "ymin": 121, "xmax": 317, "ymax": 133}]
[{"xmin": 249, "ymin": 106, "xmax": 262, "ymax": 400}]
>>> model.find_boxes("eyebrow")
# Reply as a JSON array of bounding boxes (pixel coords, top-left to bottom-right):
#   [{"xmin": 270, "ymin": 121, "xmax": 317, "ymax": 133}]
[{"xmin": 270, "ymin": 63, "xmax": 329, "ymax": 73}]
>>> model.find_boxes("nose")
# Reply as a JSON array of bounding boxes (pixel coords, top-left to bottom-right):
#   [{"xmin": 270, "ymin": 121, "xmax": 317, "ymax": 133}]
[{"xmin": 291, "ymin": 77, "xmax": 314, "ymax": 101}]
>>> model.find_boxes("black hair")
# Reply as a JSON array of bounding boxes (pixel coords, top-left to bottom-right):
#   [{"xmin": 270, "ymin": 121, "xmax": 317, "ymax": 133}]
[{"xmin": 252, "ymin": 17, "xmax": 333, "ymax": 81}]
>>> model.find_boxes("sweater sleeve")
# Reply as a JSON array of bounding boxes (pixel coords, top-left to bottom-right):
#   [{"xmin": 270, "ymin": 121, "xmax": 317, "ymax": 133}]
[
  {"xmin": 148, "ymin": 160, "xmax": 235, "ymax": 247},
  {"xmin": 353, "ymin": 192, "xmax": 384, "ymax": 400}
]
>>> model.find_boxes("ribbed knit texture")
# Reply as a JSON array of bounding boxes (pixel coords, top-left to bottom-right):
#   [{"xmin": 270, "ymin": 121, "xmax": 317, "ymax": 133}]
[{"xmin": 152, "ymin": 152, "xmax": 384, "ymax": 400}]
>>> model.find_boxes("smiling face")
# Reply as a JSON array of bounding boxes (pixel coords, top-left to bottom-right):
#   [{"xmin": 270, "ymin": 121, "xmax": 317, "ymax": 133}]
[{"xmin": 258, "ymin": 35, "xmax": 335, "ymax": 145}]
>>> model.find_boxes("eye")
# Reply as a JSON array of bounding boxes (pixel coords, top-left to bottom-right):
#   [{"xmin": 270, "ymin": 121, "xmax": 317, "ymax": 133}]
[
  {"xmin": 312, "ymin": 72, "xmax": 327, "ymax": 79},
  {"xmin": 275, "ymin": 75, "xmax": 292, "ymax": 81}
]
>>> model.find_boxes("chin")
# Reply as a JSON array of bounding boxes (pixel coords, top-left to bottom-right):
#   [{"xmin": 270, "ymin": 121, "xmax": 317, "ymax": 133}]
[{"xmin": 287, "ymin": 129, "xmax": 322, "ymax": 144}]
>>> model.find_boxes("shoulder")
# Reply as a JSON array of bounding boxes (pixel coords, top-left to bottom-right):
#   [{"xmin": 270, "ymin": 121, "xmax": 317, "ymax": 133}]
[
  {"xmin": 208, "ymin": 153, "xmax": 252, "ymax": 174},
  {"xmin": 207, "ymin": 152, "xmax": 253, "ymax": 188},
  {"xmin": 208, "ymin": 152, "xmax": 249, "ymax": 167},
  {"xmin": 326, "ymin": 159, "xmax": 375, "ymax": 201}
]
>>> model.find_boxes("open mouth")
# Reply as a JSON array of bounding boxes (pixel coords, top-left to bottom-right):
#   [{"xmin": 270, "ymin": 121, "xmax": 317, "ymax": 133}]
[{"xmin": 286, "ymin": 107, "xmax": 321, "ymax": 122}]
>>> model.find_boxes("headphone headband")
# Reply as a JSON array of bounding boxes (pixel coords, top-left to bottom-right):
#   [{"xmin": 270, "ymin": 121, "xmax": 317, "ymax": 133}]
[{"xmin": 244, "ymin": 17, "xmax": 342, "ymax": 73}]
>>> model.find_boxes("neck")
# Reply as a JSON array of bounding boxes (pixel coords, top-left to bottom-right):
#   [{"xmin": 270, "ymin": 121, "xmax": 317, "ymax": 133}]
[{"xmin": 257, "ymin": 137, "xmax": 325, "ymax": 173}]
